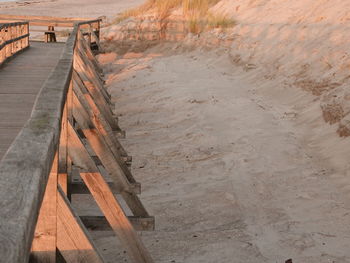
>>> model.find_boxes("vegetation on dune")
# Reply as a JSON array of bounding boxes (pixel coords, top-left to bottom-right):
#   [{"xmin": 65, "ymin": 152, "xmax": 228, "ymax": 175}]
[{"xmin": 114, "ymin": 0, "xmax": 236, "ymax": 33}]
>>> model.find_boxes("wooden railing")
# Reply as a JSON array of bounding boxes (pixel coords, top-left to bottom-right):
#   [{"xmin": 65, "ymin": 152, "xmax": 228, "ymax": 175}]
[
  {"xmin": 0, "ymin": 15, "xmax": 101, "ymax": 42},
  {"xmin": 0, "ymin": 18, "xmax": 153, "ymax": 263},
  {"xmin": 0, "ymin": 22, "xmax": 29, "ymax": 65}
]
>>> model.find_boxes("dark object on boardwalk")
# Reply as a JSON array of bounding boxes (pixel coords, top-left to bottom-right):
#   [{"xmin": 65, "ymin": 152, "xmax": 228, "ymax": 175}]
[{"xmin": 285, "ymin": 259, "xmax": 293, "ymax": 263}]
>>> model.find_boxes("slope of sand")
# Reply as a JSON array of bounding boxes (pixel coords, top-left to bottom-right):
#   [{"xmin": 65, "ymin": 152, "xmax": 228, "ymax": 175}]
[
  {"xmin": 212, "ymin": 0, "xmax": 350, "ymax": 133},
  {"xmin": 97, "ymin": 44, "xmax": 350, "ymax": 262}
]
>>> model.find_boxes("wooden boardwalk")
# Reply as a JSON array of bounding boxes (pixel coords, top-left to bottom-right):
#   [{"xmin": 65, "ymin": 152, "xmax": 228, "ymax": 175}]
[
  {"xmin": 0, "ymin": 41, "xmax": 64, "ymax": 159},
  {"xmin": 0, "ymin": 17, "xmax": 154, "ymax": 263}
]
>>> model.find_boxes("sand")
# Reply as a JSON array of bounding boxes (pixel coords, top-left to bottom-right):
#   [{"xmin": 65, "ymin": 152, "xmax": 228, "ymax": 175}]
[
  {"xmin": 0, "ymin": 0, "xmax": 144, "ymax": 18},
  {"xmin": 3, "ymin": 0, "xmax": 350, "ymax": 262},
  {"xmin": 212, "ymin": 0, "xmax": 350, "ymax": 133},
  {"xmin": 96, "ymin": 45, "xmax": 350, "ymax": 262}
]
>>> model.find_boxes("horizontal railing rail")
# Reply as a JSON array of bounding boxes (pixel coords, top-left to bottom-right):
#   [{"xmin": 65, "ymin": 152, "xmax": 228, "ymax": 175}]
[
  {"xmin": 0, "ymin": 21, "xmax": 29, "ymax": 65},
  {"xmin": 0, "ymin": 15, "xmax": 101, "ymax": 42}
]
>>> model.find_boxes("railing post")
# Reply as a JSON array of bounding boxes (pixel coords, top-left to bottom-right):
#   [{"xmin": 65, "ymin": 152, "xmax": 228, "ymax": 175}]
[
  {"xmin": 30, "ymin": 153, "xmax": 58, "ymax": 263},
  {"xmin": 5, "ymin": 26, "xmax": 10, "ymax": 59},
  {"xmin": 0, "ymin": 27, "xmax": 4, "ymax": 63},
  {"xmin": 58, "ymin": 79, "xmax": 74, "ymax": 199},
  {"xmin": 26, "ymin": 22, "xmax": 30, "ymax": 47}
]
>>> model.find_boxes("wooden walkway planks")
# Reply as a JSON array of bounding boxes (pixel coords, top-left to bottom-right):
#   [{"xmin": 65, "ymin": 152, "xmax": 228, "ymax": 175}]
[{"xmin": 0, "ymin": 41, "xmax": 64, "ymax": 159}]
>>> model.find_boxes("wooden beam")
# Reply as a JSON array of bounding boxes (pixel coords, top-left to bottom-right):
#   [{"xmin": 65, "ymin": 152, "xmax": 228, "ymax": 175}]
[
  {"xmin": 0, "ymin": 19, "xmax": 75, "ymax": 27},
  {"xmin": 72, "ymin": 70, "xmax": 128, "ymax": 157},
  {"xmin": 67, "ymin": 120, "xmax": 100, "ymax": 173},
  {"xmin": 0, "ymin": 14, "xmax": 94, "ymax": 22},
  {"xmin": 71, "ymin": 111, "xmax": 148, "ymax": 216},
  {"xmin": 80, "ymin": 28, "xmax": 103, "ymax": 73},
  {"xmin": 67, "ymin": 120, "xmax": 135, "ymax": 194},
  {"xmin": 30, "ymin": 153, "xmax": 58, "ymax": 263},
  {"xmin": 80, "ymin": 172, "xmax": 154, "ymax": 263},
  {"xmin": 57, "ymin": 187, "xmax": 105, "ymax": 263},
  {"xmin": 58, "ymin": 102, "xmax": 69, "ymax": 195},
  {"xmin": 80, "ymin": 215, "xmax": 155, "ymax": 232},
  {"xmin": 72, "ymin": 74, "xmax": 134, "ymax": 182},
  {"xmin": 76, "ymin": 33, "xmax": 110, "ymax": 101},
  {"xmin": 74, "ymin": 35, "xmax": 111, "ymax": 102},
  {"xmin": 89, "ymin": 26, "xmax": 102, "ymax": 51},
  {"xmin": 71, "ymin": 181, "xmax": 141, "ymax": 195},
  {"xmin": 76, "ymin": 37, "xmax": 111, "ymax": 104},
  {"xmin": 73, "ymin": 57, "xmax": 118, "ymax": 131}
]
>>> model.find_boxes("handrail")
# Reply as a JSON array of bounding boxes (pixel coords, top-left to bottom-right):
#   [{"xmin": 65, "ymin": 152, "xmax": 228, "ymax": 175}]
[
  {"xmin": 0, "ymin": 21, "xmax": 29, "ymax": 29},
  {"xmin": 0, "ymin": 15, "xmax": 101, "ymax": 32},
  {"xmin": 0, "ymin": 21, "xmax": 29, "ymax": 65},
  {"xmin": 0, "ymin": 19, "xmax": 98, "ymax": 263}
]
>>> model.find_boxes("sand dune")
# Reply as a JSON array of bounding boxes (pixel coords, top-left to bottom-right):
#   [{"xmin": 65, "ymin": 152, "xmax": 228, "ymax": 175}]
[{"xmin": 97, "ymin": 43, "xmax": 350, "ymax": 262}]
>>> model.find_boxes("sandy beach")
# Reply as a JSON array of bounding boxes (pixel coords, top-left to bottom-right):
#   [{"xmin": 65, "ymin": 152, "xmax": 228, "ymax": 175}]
[
  {"xmin": 0, "ymin": 0, "xmax": 144, "ymax": 18},
  {"xmin": 2, "ymin": 0, "xmax": 350, "ymax": 262}
]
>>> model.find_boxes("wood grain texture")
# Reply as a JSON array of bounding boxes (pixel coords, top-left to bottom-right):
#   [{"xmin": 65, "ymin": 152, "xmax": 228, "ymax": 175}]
[
  {"xmin": 71, "ymin": 104, "xmax": 148, "ymax": 216},
  {"xmin": 72, "ymin": 72, "xmax": 133, "ymax": 181},
  {"xmin": 0, "ymin": 42, "xmax": 64, "ymax": 160},
  {"xmin": 0, "ymin": 22, "xmax": 29, "ymax": 65},
  {"xmin": 71, "ymin": 180, "xmax": 141, "ymax": 195},
  {"xmin": 81, "ymin": 172, "xmax": 154, "ymax": 263},
  {"xmin": 56, "ymin": 187, "xmax": 105, "ymax": 263},
  {"xmin": 30, "ymin": 153, "xmax": 58, "ymax": 263},
  {"xmin": 73, "ymin": 49, "xmax": 118, "ymax": 131}
]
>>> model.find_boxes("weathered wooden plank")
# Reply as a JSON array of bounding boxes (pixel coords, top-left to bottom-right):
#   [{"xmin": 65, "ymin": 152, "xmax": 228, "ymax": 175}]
[
  {"xmin": 30, "ymin": 153, "xmax": 58, "ymax": 263},
  {"xmin": 67, "ymin": 119, "xmax": 137, "ymax": 197},
  {"xmin": 57, "ymin": 187, "xmax": 105, "ymax": 263},
  {"xmin": 71, "ymin": 181, "xmax": 141, "ymax": 195},
  {"xmin": 0, "ymin": 42, "xmax": 64, "ymax": 160},
  {"xmin": 72, "ymin": 74, "xmax": 134, "ymax": 180},
  {"xmin": 77, "ymin": 50, "xmax": 110, "ymax": 109},
  {"xmin": 0, "ymin": 22, "xmax": 29, "ymax": 65},
  {"xmin": 0, "ymin": 15, "xmax": 101, "ymax": 30},
  {"xmin": 58, "ymin": 102, "xmax": 69, "ymax": 195},
  {"xmin": 0, "ymin": 14, "xmax": 93, "ymax": 22},
  {"xmin": 0, "ymin": 94, "xmax": 37, "ymax": 127},
  {"xmin": 72, "ymin": 70, "xmax": 129, "ymax": 157},
  {"xmin": 71, "ymin": 105, "xmax": 148, "ymax": 216},
  {"xmin": 73, "ymin": 52, "xmax": 118, "ymax": 131},
  {"xmin": 80, "ymin": 172, "xmax": 154, "ymax": 263}
]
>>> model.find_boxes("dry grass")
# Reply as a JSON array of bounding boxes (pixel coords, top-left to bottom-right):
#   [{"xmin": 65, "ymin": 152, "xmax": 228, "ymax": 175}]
[
  {"xmin": 207, "ymin": 12, "xmax": 236, "ymax": 28},
  {"xmin": 114, "ymin": 0, "xmax": 236, "ymax": 33},
  {"xmin": 183, "ymin": 0, "xmax": 221, "ymax": 16},
  {"xmin": 114, "ymin": 0, "xmax": 181, "ymax": 22}
]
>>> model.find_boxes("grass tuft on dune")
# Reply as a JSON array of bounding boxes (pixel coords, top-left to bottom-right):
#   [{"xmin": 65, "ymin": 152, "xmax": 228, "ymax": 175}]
[{"xmin": 114, "ymin": 0, "xmax": 236, "ymax": 33}]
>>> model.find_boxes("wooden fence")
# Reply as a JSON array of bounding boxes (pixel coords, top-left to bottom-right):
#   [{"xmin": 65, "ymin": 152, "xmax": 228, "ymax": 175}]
[
  {"xmin": 0, "ymin": 18, "xmax": 154, "ymax": 263},
  {"xmin": 0, "ymin": 15, "xmax": 101, "ymax": 42},
  {"xmin": 0, "ymin": 22, "xmax": 29, "ymax": 65}
]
